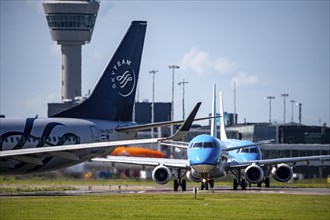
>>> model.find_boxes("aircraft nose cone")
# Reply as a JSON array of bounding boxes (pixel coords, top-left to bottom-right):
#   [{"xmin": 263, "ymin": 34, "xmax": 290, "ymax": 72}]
[{"xmin": 192, "ymin": 164, "xmax": 214, "ymax": 173}]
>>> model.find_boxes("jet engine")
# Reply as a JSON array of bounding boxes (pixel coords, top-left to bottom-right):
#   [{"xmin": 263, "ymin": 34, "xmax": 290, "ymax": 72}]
[
  {"xmin": 186, "ymin": 170, "xmax": 200, "ymax": 182},
  {"xmin": 152, "ymin": 165, "xmax": 171, "ymax": 184},
  {"xmin": 271, "ymin": 163, "xmax": 293, "ymax": 182},
  {"xmin": 245, "ymin": 164, "xmax": 264, "ymax": 184}
]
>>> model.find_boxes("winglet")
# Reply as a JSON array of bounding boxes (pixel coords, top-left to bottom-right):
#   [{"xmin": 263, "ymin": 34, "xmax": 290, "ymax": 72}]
[
  {"xmin": 162, "ymin": 102, "xmax": 201, "ymax": 141},
  {"xmin": 210, "ymin": 84, "xmax": 217, "ymax": 138},
  {"xmin": 219, "ymin": 91, "xmax": 228, "ymax": 140}
]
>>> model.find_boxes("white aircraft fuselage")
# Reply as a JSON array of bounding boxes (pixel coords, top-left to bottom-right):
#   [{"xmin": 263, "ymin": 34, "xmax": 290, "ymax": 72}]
[{"xmin": 0, "ymin": 117, "xmax": 136, "ymax": 174}]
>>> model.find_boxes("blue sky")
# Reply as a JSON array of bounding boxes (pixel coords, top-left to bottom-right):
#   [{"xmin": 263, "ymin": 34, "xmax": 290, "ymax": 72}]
[{"xmin": 1, "ymin": 0, "xmax": 329, "ymax": 126}]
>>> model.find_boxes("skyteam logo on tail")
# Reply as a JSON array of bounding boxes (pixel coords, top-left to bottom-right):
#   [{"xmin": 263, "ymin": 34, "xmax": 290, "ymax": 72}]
[{"xmin": 111, "ymin": 59, "xmax": 136, "ymax": 97}]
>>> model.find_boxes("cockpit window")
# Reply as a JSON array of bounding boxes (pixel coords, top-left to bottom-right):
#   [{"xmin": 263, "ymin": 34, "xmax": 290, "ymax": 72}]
[
  {"xmin": 192, "ymin": 142, "xmax": 214, "ymax": 148},
  {"xmin": 250, "ymin": 148, "xmax": 258, "ymax": 153}
]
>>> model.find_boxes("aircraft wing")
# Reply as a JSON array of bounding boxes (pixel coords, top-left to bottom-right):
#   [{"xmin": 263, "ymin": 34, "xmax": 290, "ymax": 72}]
[
  {"xmin": 227, "ymin": 155, "xmax": 330, "ymax": 169},
  {"xmin": 223, "ymin": 139, "xmax": 274, "ymax": 152},
  {"xmin": 116, "ymin": 105, "xmax": 217, "ymax": 134},
  {"xmin": 0, "ymin": 138, "xmax": 160, "ymax": 158},
  {"xmin": 160, "ymin": 141, "xmax": 189, "ymax": 149},
  {"xmin": 92, "ymin": 156, "xmax": 190, "ymax": 169},
  {"xmin": 0, "ymin": 103, "xmax": 201, "ymax": 160}
]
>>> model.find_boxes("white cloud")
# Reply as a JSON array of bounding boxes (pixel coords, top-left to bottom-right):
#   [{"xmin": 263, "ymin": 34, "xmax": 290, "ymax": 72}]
[
  {"xmin": 180, "ymin": 47, "xmax": 238, "ymax": 75},
  {"xmin": 180, "ymin": 48, "xmax": 212, "ymax": 75},
  {"xmin": 214, "ymin": 58, "xmax": 238, "ymax": 74},
  {"xmin": 180, "ymin": 48, "xmax": 259, "ymax": 87},
  {"xmin": 231, "ymin": 72, "xmax": 259, "ymax": 87}
]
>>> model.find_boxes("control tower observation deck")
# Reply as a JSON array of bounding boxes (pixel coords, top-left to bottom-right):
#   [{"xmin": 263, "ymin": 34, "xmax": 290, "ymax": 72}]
[{"xmin": 43, "ymin": 0, "xmax": 99, "ymax": 101}]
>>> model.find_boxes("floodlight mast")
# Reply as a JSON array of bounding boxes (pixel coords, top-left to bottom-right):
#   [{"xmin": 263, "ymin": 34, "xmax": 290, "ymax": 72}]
[
  {"xmin": 281, "ymin": 93, "xmax": 289, "ymax": 123},
  {"xmin": 290, "ymin": 100, "xmax": 295, "ymax": 123},
  {"xmin": 266, "ymin": 96, "xmax": 275, "ymax": 123},
  {"xmin": 178, "ymin": 79, "xmax": 189, "ymax": 119},
  {"xmin": 297, "ymin": 102, "xmax": 303, "ymax": 124},
  {"xmin": 168, "ymin": 65, "xmax": 180, "ymax": 136},
  {"xmin": 149, "ymin": 70, "xmax": 158, "ymax": 138}
]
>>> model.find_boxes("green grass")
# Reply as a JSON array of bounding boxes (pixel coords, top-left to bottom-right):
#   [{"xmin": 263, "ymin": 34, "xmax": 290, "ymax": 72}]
[
  {"xmin": 0, "ymin": 175, "xmax": 155, "ymax": 186},
  {"xmin": 1, "ymin": 194, "xmax": 329, "ymax": 220}
]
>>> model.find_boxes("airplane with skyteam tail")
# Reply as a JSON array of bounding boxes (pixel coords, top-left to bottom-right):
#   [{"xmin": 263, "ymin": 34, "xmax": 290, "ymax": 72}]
[
  {"xmin": 93, "ymin": 84, "xmax": 330, "ymax": 191},
  {"xmin": 0, "ymin": 21, "xmax": 204, "ymax": 175}
]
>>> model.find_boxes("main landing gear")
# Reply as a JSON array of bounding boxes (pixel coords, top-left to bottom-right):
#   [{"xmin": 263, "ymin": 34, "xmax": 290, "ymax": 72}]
[
  {"xmin": 233, "ymin": 178, "xmax": 246, "ymax": 190},
  {"xmin": 231, "ymin": 169, "xmax": 247, "ymax": 190},
  {"xmin": 257, "ymin": 177, "xmax": 270, "ymax": 187},
  {"xmin": 173, "ymin": 169, "xmax": 187, "ymax": 191}
]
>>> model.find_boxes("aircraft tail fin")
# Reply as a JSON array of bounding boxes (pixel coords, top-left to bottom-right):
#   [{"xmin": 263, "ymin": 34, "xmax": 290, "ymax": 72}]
[
  {"xmin": 219, "ymin": 91, "xmax": 228, "ymax": 140},
  {"xmin": 210, "ymin": 84, "xmax": 217, "ymax": 138},
  {"xmin": 52, "ymin": 21, "xmax": 147, "ymax": 121}
]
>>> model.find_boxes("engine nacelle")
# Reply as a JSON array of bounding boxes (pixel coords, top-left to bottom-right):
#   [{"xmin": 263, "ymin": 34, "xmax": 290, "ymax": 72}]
[
  {"xmin": 271, "ymin": 163, "xmax": 293, "ymax": 182},
  {"xmin": 245, "ymin": 164, "xmax": 264, "ymax": 184},
  {"xmin": 152, "ymin": 165, "xmax": 171, "ymax": 184},
  {"xmin": 186, "ymin": 170, "xmax": 200, "ymax": 182}
]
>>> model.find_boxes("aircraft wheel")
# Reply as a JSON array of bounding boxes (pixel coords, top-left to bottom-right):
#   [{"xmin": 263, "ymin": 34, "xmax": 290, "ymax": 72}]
[
  {"xmin": 209, "ymin": 179, "xmax": 214, "ymax": 188},
  {"xmin": 233, "ymin": 179, "xmax": 238, "ymax": 190},
  {"xmin": 201, "ymin": 182, "xmax": 205, "ymax": 190},
  {"xmin": 265, "ymin": 177, "xmax": 270, "ymax": 187},
  {"xmin": 181, "ymin": 179, "xmax": 187, "ymax": 191},
  {"xmin": 257, "ymin": 182, "xmax": 262, "ymax": 187},
  {"xmin": 205, "ymin": 182, "xmax": 209, "ymax": 190},
  {"xmin": 174, "ymin": 179, "xmax": 179, "ymax": 191},
  {"xmin": 241, "ymin": 179, "xmax": 246, "ymax": 190}
]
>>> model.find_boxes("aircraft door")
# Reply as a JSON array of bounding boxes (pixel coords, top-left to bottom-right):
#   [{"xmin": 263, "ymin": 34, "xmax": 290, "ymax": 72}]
[{"xmin": 90, "ymin": 126, "xmax": 100, "ymax": 142}]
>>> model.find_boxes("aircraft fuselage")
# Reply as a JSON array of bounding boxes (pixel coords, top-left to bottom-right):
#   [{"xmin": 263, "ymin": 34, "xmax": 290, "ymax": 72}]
[{"xmin": 0, "ymin": 117, "xmax": 136, "ymax": 175}]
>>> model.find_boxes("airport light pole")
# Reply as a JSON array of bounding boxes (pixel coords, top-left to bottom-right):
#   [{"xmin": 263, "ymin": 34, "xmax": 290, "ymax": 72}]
[
  {"xmin": 266, "ymin": 96, "xmax": 275, "ymax": 123},
  {"xmin": 149, "ymin": 70, "xmax": 158, "ymax": 138},
  {"xmin": 297, "ymin": 102, "xmax": 302, "ymax": 124},
  {"xmin": 178, "ymin": 79, "xmax": 189, "ymax": 119},
  {"xmin": 168, "ymin": 65, "xmax": 180, "ymax": 135},
  {"xmin": 281, "ymin": 93, "xmax": 289, "ymax": 123},
  {"xmin": 290, "ymin": 100, "xmax": 295, "ymax": 123}
]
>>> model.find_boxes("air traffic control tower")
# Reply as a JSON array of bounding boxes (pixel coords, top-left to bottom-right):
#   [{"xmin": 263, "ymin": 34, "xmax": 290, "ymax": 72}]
[{"xmin": 43, "ymin": 0, "xmax": 99, "ymax": 102}]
